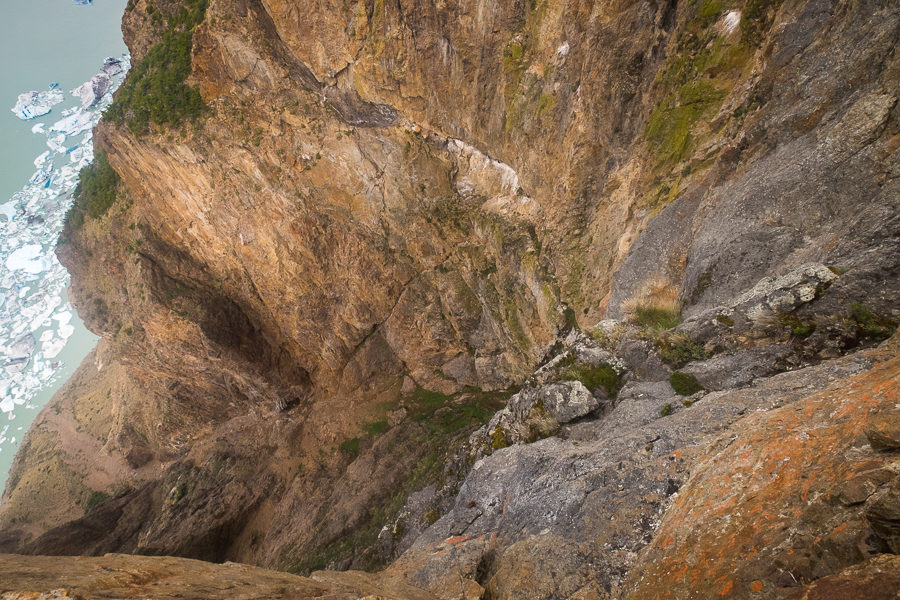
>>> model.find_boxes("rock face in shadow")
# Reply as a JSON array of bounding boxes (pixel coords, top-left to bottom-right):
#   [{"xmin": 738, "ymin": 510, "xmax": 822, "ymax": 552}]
[{"xmin": 1, "ymin": 0, "xmax": 899, "ymax": 597}]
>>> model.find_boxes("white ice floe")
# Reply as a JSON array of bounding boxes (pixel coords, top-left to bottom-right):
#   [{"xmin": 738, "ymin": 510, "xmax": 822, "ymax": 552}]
[
  {"xmin": 11, "ymin": 88, "xmax": 64, "ymax": 120},
  {"xmin": 33, "ymin": 151, "xmax": 51, "ymax": 168},
  {"xmin": 50, "ymin": 110, "xmax": 94, "ymax": 137},
  {"xmin": 5, "ymin": 245, "xmax": 47, "ymax": 274},
  {"xmin": 46, "ymin": 133, "xmax": 65, "ymax": 152},
  {"xmin": 42, "ymin": 336, "xmax": 66, "ymax": 359},
  {"xmin": 0, "ymin": 201, "xmax": 15, "ymax": 221}
]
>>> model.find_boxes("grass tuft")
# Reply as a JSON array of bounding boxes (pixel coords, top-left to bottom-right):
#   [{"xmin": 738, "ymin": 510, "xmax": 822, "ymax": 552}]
[{"xmin": 633, "ymin": 306, "xmax": 682, "ymax": 330}]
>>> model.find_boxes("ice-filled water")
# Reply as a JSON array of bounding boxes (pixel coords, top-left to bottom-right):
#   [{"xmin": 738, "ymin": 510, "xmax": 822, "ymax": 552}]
[
  {"xmin": 0, "ymin": 0, "xmax": 128, "ymax": 496},
  {"xmin": 0, "ymin": 54, "xmax": 130, "ymax": 474}
]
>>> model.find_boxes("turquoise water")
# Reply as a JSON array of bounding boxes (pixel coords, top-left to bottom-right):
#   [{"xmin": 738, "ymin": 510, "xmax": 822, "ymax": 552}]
[{"xmin": 0, "ymin": 0, "xmax": 127, "ymax": 496}]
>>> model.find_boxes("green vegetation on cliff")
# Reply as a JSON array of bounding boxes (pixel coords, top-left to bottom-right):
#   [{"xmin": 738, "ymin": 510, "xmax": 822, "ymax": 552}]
[
  {"xmin": 64, "ymin": 151, "xmax": 120, "ymax": 230},
  {"xmin": 105, "ymin": 0, "xmax": 208, "ymax": 133}
]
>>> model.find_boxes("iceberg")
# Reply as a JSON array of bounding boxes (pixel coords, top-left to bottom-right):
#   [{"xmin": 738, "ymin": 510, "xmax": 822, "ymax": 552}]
[
  {"xmin": 102, "ymin": 57, "xmax": 123, "ymax": 76},
  {"xmin": 72, "ymin": 73, "xmax": 111, "ymax": 109},
  {"xmin": 2, "ymin": 334, "xmax": 35, "ymax": 375},
  {"xmin": 11, "ymin": 89, "xmax": 64, "ymax": 120},
  {"xmin": 41, "ymin": 335, "xmax": 66, "ymax": 359},
  {"xmin": 50, "ymin": 111, "xmax": 94, "ymax": 137},
  {"xmin": 28, "ymin": 166, "xmax": 52, "ymax": 186}
]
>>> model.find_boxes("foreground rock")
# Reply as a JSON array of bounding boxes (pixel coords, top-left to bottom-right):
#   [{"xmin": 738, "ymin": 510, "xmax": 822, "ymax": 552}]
[
  {"xmin": 0, "ymin": 553, "xmax": 434, "ymax": 600},
  {"xmin": 382, "ymin": 337, "xmax": 898, "ymax": 599}
]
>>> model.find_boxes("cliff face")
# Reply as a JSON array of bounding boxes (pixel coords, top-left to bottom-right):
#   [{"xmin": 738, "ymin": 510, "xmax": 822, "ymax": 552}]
[{"xmin": 1, "ymin": 0, "xmax": 899, "ymax": 597}]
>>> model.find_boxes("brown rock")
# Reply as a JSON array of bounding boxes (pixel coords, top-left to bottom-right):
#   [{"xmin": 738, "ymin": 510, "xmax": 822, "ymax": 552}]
[
  {"xmin": 865, "ymin": 410, "xmax": 900, "ymax": 451},
  {"xmin": 783, "ymin": 554, "xmax": 900, "ymax": 600},
  {"xmin": 0, "ymin": 553, "xmax": 435, "ymax": 600}
]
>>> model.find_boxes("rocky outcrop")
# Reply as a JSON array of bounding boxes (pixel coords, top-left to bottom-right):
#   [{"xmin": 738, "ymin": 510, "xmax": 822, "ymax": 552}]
[
  {"xmin": 1, "ymin": 0, "xmax": 899, "ymax": 597},
  {"xmin": 0, "ymin": 552, "xmax": 434, "ymax": 599},
  {"xmin": 379, "ymin": 332, "xmax": 897, "ymax": 599}
]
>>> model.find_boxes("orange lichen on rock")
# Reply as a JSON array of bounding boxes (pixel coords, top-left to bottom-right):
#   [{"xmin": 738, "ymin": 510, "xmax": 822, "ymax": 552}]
[{"xmin": 625, "ymin": 339, "xmax": 900, "ymax": 599}]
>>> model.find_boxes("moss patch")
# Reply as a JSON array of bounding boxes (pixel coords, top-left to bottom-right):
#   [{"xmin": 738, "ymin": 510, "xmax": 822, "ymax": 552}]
[
  {"xmin": 85, "ymin": 490, "xmax": 110, "ymax": 510},
  {"xmin": 407, "ymin": 386, "xmax": 513, "ymax": 436},
  {"xmin": 363, "ymin": 420, "xmax": 390, "ymax": 436},
  {"xmin": 560, "ymin": 363, "xmax": 621, "ymax": 397},
  {"xmin": 850, "ymin": 303, "xmax": 897, "ymax": 342},
  {"xmin": 338, "ymin": 437, "xmax": 360, "ymax": 457},
  {"xmin": 645, "ymin": 79, "xmax": 728, "ymax": 166},
  {"xmin": 490, "ymin": 426, "xmax": 509, "ymax": 450},
  {"xmin": 670, "ymin": 371, "xmax": 705, "ymax": 396}
]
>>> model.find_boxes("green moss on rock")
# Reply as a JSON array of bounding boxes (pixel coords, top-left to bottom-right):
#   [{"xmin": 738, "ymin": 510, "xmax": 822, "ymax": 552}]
[{"xmin": 670, "ymin": 371, "xmax": 705, "ymax": 396}]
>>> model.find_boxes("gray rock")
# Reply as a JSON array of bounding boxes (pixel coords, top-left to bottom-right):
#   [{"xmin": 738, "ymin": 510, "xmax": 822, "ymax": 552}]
[
  {"xmin": 392, "ymin": 351, "xmax": 880, "ymax": 599},
  {"xmin": 617, "ymin": 338, "xmax": 671, "ymax": 381},
  {"xmin": 679, "ymin": 344, "xmax": 794, "ymax": 391},
  {"xmin": 537, "ymin": 381, "xmax": 598, "ymax": 424}
]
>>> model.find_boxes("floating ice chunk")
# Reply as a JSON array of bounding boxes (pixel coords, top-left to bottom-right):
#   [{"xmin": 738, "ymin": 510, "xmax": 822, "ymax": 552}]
[
  {"xmin": 50, "ymin": 111, "xmax": 94, "ymax": 137},
  {"xmin": 68, "ymin": 147, "xmax": 85, "ymax": 163},
  {"xmin": 0, "ymin": 397, "xmax": 12, "ymax": 414},
  {"xmin": 58, "ymin": 323, "xmax": 75, "ymax": 340},
  {"xmin": 0, "ymin": 200, "xmax": 15, "ymax": 221},
  {"xmin": 31, "ymin": 122, "xmax": 46, "ymax": 134},
  {"xmin": 42, "ymin": 336, "xmax": 66, "ymax": 358},
  {"xmin": 46, "ymin": 133, "xmax": 65, "ymax": 152},
  {"xmin": 33, "ymin": 151, "xmax": 51, "ymax": 168},
  {"xmin": 5, "ymin": 245, "xmax": 48, "ymax": 274},
  {"xmin": 28, "ymin": 166, "xmax": 52, "ymax": 186},
  {"xmin": 11, "ymin": 89, "xmax": 64, "ymax": 120},
  {"xmin": 3, "ymin": 334, "xmax": 35, "ymax": 374},
  {"xmin": 102, "ymin": 57, "xmax": 124, "ymax": 76},
  {"xmin": 72, "ymin": 73, "xmax": 111, "ymax": 109},
  {"xmin": 53, "ymin": 311, "xmax": 73, "ymax": 327}
]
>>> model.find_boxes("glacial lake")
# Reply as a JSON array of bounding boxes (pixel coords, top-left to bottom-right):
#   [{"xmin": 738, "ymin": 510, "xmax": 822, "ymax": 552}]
[{"xmin": 0, "ymin": 0, "xmax": 127, "ymax": 497}]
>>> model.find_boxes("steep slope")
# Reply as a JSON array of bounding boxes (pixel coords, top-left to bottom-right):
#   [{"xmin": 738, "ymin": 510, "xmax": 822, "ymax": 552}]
[{"xmin": 1, "ymin": 0, "xmax": 898, "ymax": 595}]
